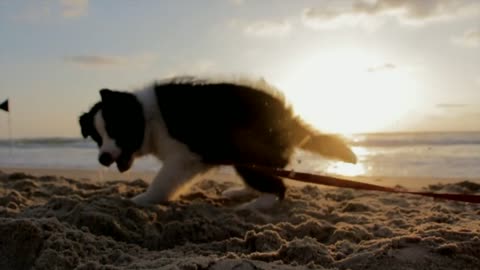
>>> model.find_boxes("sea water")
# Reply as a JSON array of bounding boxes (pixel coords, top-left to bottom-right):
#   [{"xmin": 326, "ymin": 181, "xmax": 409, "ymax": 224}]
[{"xmin": 0, "ymin": 132, "xmax": 479, "ymax": 180}]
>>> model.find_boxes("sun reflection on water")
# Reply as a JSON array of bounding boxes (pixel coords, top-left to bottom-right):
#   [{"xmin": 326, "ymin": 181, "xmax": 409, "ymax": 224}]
[
  {"xmin": 324, "ymin": 146, "xmax": 370, "ymax": 177},
  {"xmin": 325, "ymin": 162, "xmax": 367, "ymax": 177}
]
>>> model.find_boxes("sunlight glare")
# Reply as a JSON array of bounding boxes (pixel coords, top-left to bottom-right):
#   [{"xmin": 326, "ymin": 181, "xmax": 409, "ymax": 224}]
[
  {"xmin": 324, "ymin": 146, "xmax": 370, "ymax": 177},
  {"xmin": 277, "ymin": 48, "xmax": 422, "ymax": 135},
  {"xmin": 325, "ymin": 162, "xmax": 367, "ymax": 177}
]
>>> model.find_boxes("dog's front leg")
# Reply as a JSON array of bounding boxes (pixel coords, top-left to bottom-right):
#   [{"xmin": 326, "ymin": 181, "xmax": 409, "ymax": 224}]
[{"xmin": 131, "ymin": 158, "xmax": 208, "ymax": 206}]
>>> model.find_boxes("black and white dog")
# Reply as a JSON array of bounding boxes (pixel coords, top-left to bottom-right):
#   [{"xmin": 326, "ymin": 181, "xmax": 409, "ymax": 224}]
[{"xmin": 79, "ymin": 76, "xmax": 357, "ymax": 209}]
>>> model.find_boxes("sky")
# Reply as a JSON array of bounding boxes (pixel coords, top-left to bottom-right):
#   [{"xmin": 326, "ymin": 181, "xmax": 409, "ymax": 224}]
[{"xmin": 0, "ymin": 0, "xmax": 479, "ymax": 139}]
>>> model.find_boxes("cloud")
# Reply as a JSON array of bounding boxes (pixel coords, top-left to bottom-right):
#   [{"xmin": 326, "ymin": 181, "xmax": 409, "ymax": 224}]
[
  {"xmin": 452, "ymin": 27, "xmax": 480, "ymax": 48},
  {"xmin": 165, "ymin": 59, "xmax": 217, "ymax": 77},
  {"xmin": 229, "ymin": 0, "xmax": 245, "ymax": 6},
  {"xmin": 302, "ymin": 7, "xmax": 371, "ymax": 30},
  {"xmin": 352, "ymin": 0, "xmax": 478, "ymax": 22},
  {"xmin": 367, "ymin": 63, "xmax": 396, "ymax": 72},
  {"xmin": 302, "ymin": 0, "xmax": 480, "ymax": 30},
  {"xmin": 64, "ymin": 52, "xmax": 159, "ymax": 69},
  {"xmin": 13, "ymin": 0, "xmax": 88, "ymax": 21},
  {"xmin": 64, "ymin": 55, "xmax": 122, "ymax": 66},
  {"xmin": 243, "ymin": 20, "xmax": 292, "ymax": 37},
  {"xmin": 60, "ymin": 0, "xmax": 88, "ymax": 18},
  {"xmin": 436, "ymin": 103, "xmax": 469, "ymax": 108}
]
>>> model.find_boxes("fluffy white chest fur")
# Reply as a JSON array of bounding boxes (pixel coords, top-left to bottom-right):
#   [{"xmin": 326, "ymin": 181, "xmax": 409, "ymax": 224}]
[{"xmin": 131, "ymin": 87, "xmax": 210, "ymax": 203}]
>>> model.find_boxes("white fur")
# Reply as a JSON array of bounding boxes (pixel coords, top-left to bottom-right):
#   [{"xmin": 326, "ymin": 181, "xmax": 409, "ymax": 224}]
[
  {"xmin": 222, "ymin": 186, "xmax": 257, "ymax": 199},
  {"xmin": 222, "ymin": 187, "xmax": 280, "ymax": 210},
  {"xmin": 94, "ymin": 110, "xmax": 121, "ymax": 160},
  {"xmin": 237, "ymin": 194, "xmax": 279, "ymax": 210},
  {"xmin": 130, "ymin": 87, "xmax": 211, "ymax": 205}
]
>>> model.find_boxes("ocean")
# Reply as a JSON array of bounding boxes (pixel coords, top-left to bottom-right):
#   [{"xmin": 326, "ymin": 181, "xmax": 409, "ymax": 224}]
[{"xmin": 0, "ymin": 132, "xmax": 479, "ymax": 181}]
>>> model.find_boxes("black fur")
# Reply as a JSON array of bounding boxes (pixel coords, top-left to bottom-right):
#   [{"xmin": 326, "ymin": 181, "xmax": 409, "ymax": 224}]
[
  {"xmin": 153, "ymin": 81, "xmax": 307, "ymax": 166},
  {"xmin": 99, "ymin": 89, "xmax": 145, "ymax": 157},
  {"xmin": 79, "ymin": 102, "xmax": 102, "ymax": 146},
  {"xmin": 153, "ymin": 80, "xmax": 311, "ymax": 198},
  {"xmin": 235, "ymin": 166, "xmax": 287, "ymax": 199}
]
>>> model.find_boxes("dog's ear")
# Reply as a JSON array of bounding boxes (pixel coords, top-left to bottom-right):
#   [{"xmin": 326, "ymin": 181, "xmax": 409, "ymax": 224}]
[
  {"xmin": 99, "ymin": 88, "xmax": 113, "ymax": 101},
  {"xmin": 79, "ymin": 113, "xmax": 92, "ymax": 138}
]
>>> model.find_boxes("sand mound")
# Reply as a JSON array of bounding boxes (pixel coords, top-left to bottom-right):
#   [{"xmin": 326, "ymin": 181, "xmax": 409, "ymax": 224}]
[
  {"xmin": 0, "ymin": 170, "xmax": 479, "ymax": 269},
  {"xmin": 427, "ymin": 181, "xmax": 480, "ymax": 194}
]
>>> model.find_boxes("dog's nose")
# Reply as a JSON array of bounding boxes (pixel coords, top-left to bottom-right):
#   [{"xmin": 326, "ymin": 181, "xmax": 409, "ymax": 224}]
[{"xmin": 99, "ymin": 152, "xmax": 114, "ymax": 167}]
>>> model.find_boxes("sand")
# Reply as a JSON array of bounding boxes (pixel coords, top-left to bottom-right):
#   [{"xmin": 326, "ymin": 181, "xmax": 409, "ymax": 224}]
[{"xmin": 0, "ymin": 168, "xmax": 479, "ymax": 270}]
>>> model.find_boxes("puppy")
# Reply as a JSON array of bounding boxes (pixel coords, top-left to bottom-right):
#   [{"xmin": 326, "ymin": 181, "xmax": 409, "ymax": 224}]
[{"xmin": 79, "ymin": 76, "xmax": 357, "ymax": 208}]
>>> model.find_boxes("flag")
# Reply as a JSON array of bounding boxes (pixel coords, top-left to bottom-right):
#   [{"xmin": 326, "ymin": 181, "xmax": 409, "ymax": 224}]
[{"xmin": 0, "ymin": 99, "xmax": 8, "ymax": 112}]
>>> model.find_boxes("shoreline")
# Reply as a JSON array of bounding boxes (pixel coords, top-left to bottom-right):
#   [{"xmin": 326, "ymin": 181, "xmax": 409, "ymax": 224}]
[{"xmin": 0, "ymin": 166, "xmax": 156, "ymax": 182}]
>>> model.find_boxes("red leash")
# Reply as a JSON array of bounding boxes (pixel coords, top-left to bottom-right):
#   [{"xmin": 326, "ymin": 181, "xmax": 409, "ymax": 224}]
[{"xmin": 240, "ymin": 165, "xmax": 480, "ymax": 204}]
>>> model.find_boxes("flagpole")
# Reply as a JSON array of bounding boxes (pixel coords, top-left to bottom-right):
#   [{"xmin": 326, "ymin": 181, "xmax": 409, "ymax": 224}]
[
  {"xmin": 0, "ymin": 98, "xmax": 12, "ymax": 154},
  {"xmin": 8, "ymin": 111, "xmax": 12, "ymax": 155}
]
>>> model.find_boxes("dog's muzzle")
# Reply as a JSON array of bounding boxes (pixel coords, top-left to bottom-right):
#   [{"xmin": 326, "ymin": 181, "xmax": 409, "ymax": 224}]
[
  {"xmin": 116, "ymin": 153, "xmax": 133, "ymax": 173},
  {"xmin": 99, "ymin": 152, "xmax": 114, "ymax": 167}
]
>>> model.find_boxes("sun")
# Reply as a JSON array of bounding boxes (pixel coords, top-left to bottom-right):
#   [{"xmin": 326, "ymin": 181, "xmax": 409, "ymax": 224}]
[{"xmin": 276, "ymin": 48, "xmax": 422, "ymax": 135}]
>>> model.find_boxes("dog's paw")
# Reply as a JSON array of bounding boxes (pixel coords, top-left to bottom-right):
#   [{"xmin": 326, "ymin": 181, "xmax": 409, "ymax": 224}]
[
  {"xmin": 131, "ymin": 192, "xmax": 155, "ymax": 207},
  {"xmin": 222, "ymin": 186, "xmax": 257, "ymax": 199},
  {"xmin": 131, "ymin": 190, "xmax": 172, "ymax": 206},
  {"xmin": 236, "ymin": 194, "xmax": 279, "ymax": 211}
]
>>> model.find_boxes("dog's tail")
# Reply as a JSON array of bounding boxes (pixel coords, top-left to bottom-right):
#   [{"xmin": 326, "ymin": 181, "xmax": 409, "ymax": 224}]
[{"xmin": 294, "ymin": 120, "xmax": 357, "ymax": 164}]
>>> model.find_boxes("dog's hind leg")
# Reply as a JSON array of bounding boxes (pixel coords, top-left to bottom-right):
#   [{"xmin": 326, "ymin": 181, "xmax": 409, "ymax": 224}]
[
  {"xmin": 235, "ymin": 166, "xmax": 287, "ymax": 199},
  {"xmin": 232, "ymin": 166, "xmax": 287, "ymax": 210}
]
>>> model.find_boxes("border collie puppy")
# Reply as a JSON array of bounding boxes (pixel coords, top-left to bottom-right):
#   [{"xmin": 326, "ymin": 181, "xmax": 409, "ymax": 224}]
[{"xmin": 79, "ymin": 76, "xmax": 357, "ymax": 209}]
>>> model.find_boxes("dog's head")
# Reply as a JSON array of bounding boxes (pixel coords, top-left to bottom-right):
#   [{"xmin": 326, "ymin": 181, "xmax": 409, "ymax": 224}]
[{"xmin": 79, "ymin": 89, "xmax": 145, "ymax": 172}]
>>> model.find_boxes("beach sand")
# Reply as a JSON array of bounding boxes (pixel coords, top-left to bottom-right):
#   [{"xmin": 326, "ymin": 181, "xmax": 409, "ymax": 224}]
[{"xmin": 0, "ymin": 167, "xmax": 479, "ymax": 270}]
